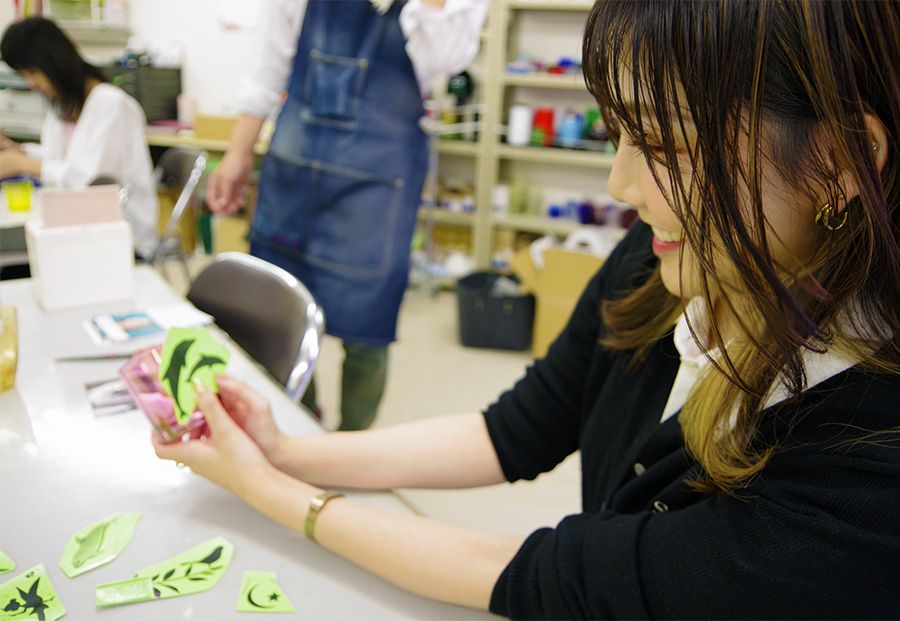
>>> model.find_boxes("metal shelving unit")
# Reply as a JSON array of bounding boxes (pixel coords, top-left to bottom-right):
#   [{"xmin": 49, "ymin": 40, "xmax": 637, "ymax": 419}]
[
  {"xmin": 497, "ymin": 144, "xmax": 615, "ymax": 167},
  {"xmin": 502, "ymin": 73, "xmax": 585, "ymax": 90},
  {"xmin": 459, "ymin": 0, "xmax": 612, "ymax": 267}
]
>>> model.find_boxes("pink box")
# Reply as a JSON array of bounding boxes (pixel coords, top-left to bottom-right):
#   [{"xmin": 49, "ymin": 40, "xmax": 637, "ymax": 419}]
[{"xmin": 119, "ymin": 346, "xmax": 207, "ymax": 443}]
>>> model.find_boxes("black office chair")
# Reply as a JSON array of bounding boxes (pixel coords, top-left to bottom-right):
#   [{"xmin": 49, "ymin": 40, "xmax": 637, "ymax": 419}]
[
  {"xmin": 149, "ymin": 148, "xmax": 208, "ymax": 283},
  {"xmin": 186, "ymin": 252, "xmax": 324, "ymax": 402}
]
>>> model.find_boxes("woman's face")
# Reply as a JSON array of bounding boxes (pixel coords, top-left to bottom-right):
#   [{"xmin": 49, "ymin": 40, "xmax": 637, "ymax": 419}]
[
  {"xmin": 21, "ymin": 69, "xmax": 56, "ymax": 100},
  {"xmin": 606, "ymin": 90, "xmax": 816, "ymax": 303}
]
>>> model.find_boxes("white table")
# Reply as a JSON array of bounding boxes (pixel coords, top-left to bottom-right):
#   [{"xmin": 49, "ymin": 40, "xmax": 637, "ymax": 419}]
[{"xmin": 0, "ymin": 267, "xmax": 493, "ymax": 620}]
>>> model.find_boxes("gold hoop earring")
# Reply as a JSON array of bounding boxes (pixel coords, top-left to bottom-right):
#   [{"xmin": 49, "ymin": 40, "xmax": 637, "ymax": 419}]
[{"xmin": 815, "ymin": 202, "xmax": 848, "ymax": 231}]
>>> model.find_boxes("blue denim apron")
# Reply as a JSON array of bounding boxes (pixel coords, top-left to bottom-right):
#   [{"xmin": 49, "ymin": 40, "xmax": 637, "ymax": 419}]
[{"xmin": 250, "ymin": 1, "xmax": 428, "ymax": 347}]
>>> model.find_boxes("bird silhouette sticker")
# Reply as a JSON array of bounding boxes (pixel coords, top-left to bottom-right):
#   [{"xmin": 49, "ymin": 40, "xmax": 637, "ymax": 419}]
[
  {"xmin": 159, "ymin": 328, "xmax": 230, "ymax": 424},
  {"xmin": 0, "ymin": 565, "xmax": 65, "ymax": 621},
  {"xmin": 236, "ymin": 571, "xmax": 295, "ymax": 614},
  {"xmin": 95, "ymin": 537, "xmax": 235, "ymax": 607},
  {"xmin": 59, "ymin": 513, "xmax": 141, "ymax": 578}
]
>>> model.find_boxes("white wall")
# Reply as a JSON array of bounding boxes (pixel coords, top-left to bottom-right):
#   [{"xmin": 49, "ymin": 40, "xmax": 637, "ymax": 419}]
[
  {"xmin": 128, "ymin": 0, "xmax": 257, "ymax": 115},
  {"xmin": 0, "ymin": 1, "xmax": 258, "ymax": 115}
]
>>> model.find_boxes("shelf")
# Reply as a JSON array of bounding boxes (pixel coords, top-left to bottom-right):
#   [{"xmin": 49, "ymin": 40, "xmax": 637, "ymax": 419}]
[
  {"xmin": 145, "ymin": 132, "xmax": 268, "ymax": 155},
  {"xmin": 436, "ymin": 141, "xmax": 479, "ymax": 157},
  {"xmin": 493, "ymin": 214, "xmax": 586, "ymax": 236},
  {"xmin": 60, "ymin": 23, "xmax": 130, "ymax": 46},
  {"xmin": 497, "ymin": 144, "xmax": 615, "ymax": 168},
  {"xmin": 502, "ymin": 73, "xmax": 586, "ymax": 90},
  {"xmin": 507, "ymin": 0, "xmax": 593, "ymax": 11},
  {"xmin": 418, "ymin": 207, "xmax": 475, "ymax": 226},
  {"xmin": 146, "ymin": 132, "xmax": 478, "ymax": 159}
]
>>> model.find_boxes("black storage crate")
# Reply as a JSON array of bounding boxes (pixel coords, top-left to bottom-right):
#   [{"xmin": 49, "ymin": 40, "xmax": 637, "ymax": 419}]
[{"xmin": 457, "ymin": 272, "xmax": 534, "ymax": 351}]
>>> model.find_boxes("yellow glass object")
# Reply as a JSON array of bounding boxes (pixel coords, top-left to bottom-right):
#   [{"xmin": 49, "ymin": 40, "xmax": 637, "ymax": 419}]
[
  {"xmin": 0, "ymin": 306, "xmax": 18, "ymax": 393},
  {"xmin": 1, "ymin": 180, "xmax": 34, "ymax": 213}
]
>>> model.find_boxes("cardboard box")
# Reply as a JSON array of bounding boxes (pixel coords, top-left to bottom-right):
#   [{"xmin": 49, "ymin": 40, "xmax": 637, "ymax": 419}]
[
  {"xmin": 26, "ymin": 219, "xmax": 134, "ymax": 310},
  {"xmin": 212, "ymin": 214, "xmax": 251, "ymax": 254},
  {"xmin": 193, "ymin": 115, "xmax": 237, "ymax": 141},
  {"xmin": 510, "ymin": 246, "xmax": 604, "ymax": 358}
]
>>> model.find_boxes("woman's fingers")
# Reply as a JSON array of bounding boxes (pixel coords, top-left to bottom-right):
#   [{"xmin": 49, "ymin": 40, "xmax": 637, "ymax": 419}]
[
  {"xmin": 194, "ymin": 379, "xmax": 236, "ymax": 434},
  {"xmin": 152, "ymin": 432, "xmax": 202, "ymax": 463},
  {"xmin": 217, "ymin": 375, "xmax": 270, "ymax": 416}
]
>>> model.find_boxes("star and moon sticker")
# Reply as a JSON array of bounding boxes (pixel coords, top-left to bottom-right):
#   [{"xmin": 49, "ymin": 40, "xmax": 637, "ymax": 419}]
[{"xmin": 237, "ymin": 571, "xmax": 295, "ymax": 614}]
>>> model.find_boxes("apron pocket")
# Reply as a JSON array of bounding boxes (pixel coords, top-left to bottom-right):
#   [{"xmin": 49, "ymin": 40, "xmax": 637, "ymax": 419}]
[
  {"xmin": 306, "ymin": 161, "xmax": 403, "ymax": 278},
  {"xmin": 305, "ymin": 49, "xmax": 367, "ymax": 124},
  {"xmin": 253, "ymin": 155, "xmax": 317, "ymax": 249}
]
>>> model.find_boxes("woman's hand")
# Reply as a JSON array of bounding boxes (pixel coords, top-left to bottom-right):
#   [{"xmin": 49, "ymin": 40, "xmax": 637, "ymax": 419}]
[
  {"xmin": 0, "ymin": 132, "xmax": 19, "ymax": 152},
  {"xmin": 215, "ymin": 375, "xmax": 286, "ymax": 463},
  {"xmin": 152, "ymin": 379, "xmax": 276, "ymax": 497},
  {"xmin": 0, "ymin": 149, "xmax": 40, "ymax": 178},
  {"xmin": 207, "ymin": 149, "xmax": 254, "ymax": 215}
]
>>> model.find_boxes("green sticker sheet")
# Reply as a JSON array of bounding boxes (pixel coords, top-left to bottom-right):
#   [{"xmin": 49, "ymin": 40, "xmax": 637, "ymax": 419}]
[
  {"xmin": 236, "ymin": 571, "xmax": 295, "ymax": 614},
  {"xmin": 159, "ymin": 328, "xmax": 230, "ymax": 424},
  {"xmin": 133, "ymin": 537, "xmax": 234, "ymax": 602},
  {"xmin": 0, "ymin": 551, "xmax": 13, "ymax": 576},
  {"xmin": 59, "ymin": 513, "xmax": 141, "ymax": 578},
  {"xmin": 0, "ymin": 564, "xmax": 65, "ymax": 621},
  {"xmin": 95, "ymin": 577, "xmax": 156, "ymax": 608}
]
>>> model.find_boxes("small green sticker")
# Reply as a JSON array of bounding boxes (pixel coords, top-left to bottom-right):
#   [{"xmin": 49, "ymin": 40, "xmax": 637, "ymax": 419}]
[
  {"xmin": 131, "ymin": 537, "xmax": 234, "ymax": 602},
  {"xmin": 159, "ymin": 328, "xmax": 230, "ymax": 424},
  {"xmin": 0, "ymin": 564, "xmax": 66, "ymax": 621},
  {"xmin": 95, "ymin": 577, "xmax": 155, "ymax": 608},
  {"xmin": 0, "ymin": 551, "xmax": 14, "ymax": 576},
  {"xmin": 237, "ymin": 571, "xmax": 295, "ymax": 614},
  {"xmin": 59, "ymin": 513, "xmax": 141, "ymax": 578}
]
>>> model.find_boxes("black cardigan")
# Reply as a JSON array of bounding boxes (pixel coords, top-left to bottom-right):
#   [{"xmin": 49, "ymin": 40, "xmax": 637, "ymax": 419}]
[{"xmin": 484, "ymin": 222, "xmax": 900, "ymax": 619}]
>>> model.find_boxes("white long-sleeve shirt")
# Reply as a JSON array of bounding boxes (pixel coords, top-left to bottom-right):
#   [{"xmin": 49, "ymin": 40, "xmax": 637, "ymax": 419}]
[
  {"xmin": 27, "ymin": 84, "xmax": 159, "ymax": 258},
  {"xmin": 660, "ymin": 297, "xmax": 861, "ymax": 425},
  {"xmin": 237, "ymin": 0, "xmax": 489, "ymax": 119}
]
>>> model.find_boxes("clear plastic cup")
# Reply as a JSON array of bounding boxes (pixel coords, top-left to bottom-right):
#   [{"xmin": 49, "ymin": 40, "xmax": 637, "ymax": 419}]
[
  {"xmin": 0, "ymin": 306, "xmax": 18, "ymax": 393},
  {"xmin": 118, "ymin": 346, "xmax": 207, "ymax": 442}
]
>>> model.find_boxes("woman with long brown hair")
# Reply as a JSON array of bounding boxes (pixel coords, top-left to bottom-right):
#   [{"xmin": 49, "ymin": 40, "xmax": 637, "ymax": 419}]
[{"xmin": 153, "ymin": 0, "xmax": 900, "ymax": 617}]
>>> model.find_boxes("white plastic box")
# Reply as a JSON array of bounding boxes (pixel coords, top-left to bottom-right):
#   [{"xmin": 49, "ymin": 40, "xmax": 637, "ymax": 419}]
[{"xmin": 25, "ymin": 219, "xmax": 134, "ymax": 310}]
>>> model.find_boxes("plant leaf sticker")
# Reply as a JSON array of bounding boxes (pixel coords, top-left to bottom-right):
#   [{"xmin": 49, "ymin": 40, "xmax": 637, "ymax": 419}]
[
  {"xmin": 0, "ymin": 564, "xmax": 66, "ymax": 621},
  {"xmin": 0, "ymin": 552, "xmax": 13, "ymax": 576},
  {"xmin": 130, "ymin": 537, "xmax": 234, "ymax": 603},
  {"xmin": 236, "ymin": 571, "xmax": 295, "ymax": 614},
  {"xmin": 159, "ymin": 328, "xmax": 230, "ymax": 425},
  {"xmin": 59, "ymin": 513, "xmax": 141, "ymax": 578}
]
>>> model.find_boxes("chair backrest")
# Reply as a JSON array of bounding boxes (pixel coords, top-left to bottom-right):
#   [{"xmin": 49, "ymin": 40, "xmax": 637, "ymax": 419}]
[
  {"xmin": 149, "ymin": 148, "xmax": 208, "ymax": 264},
  {"xmin": 186, "ymin": 252, "xmax": 324, "ymax": 402}
]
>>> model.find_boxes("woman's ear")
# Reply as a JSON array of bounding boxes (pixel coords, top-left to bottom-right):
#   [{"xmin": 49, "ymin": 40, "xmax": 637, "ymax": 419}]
[{"xmin": 835, "ymin": 113, "xmax": 888, "ymax": 207}]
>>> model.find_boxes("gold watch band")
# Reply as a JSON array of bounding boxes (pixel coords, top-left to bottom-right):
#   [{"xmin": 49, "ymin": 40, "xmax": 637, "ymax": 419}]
[{"xmin": 304, "ymin": 491, "xmax": 345, "ymax": 542}]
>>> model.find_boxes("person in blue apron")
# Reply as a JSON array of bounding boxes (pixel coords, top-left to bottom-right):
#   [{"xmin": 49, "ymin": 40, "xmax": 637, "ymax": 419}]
[{"xmin": 208, "ymin": 0, "xmax": 488, "ymax": 430}]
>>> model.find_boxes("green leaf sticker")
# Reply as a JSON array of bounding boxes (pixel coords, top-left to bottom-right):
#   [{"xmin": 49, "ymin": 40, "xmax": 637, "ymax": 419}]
[
  {"xmin": 59, "ymin": 513, "xmax": 141, "ymax": 578},
  {"xmin": 236, "ymin": 571, "xmax": 295, "ymax": 614},
  {"xmin": 159, "ymin": 328, "xmax": 230, "ymax": 424},
  {"xmin": 0, "ymin": 551, "xmax": 14, "ymax": 576},
  {"xmin": 0, "ymin": 564, "xmax": 66, "ymax": 621},
  {"xmin": 95, "ymin": 577, "xmax": 156, "ymax": 608},
  {"xmin": 132, "ymin": 537, "xmax": 234, "ymax": 602}
]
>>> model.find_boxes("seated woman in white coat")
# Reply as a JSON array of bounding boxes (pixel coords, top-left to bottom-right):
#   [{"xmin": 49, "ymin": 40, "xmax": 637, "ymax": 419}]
[{"xmin": 0, "ymin": 17, "xmax": 158, "ymax": 259}]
